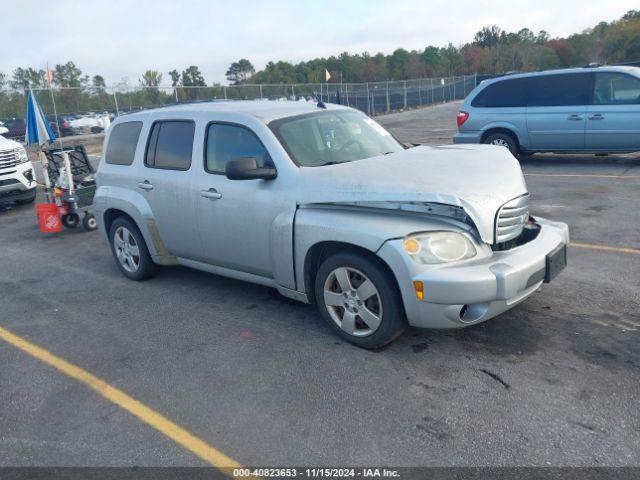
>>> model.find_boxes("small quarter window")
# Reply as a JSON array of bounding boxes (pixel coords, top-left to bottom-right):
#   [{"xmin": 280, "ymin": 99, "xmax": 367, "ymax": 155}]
[
  {"xmin": 105, "ymin": 121, "xmax": 142, "ymax": 166},
  {"xmin": 471, "ymin": 78, "xmax": 532, "ymax": 108},
  {"xmin": 145, "ymin": 120, "xmax": 195, "ymax": 170}
]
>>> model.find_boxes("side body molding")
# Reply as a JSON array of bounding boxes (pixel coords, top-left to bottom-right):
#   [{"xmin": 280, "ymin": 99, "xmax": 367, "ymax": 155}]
[{"xmin": 93, "ymin": 185, "xmax": 178, "ymax": 265}]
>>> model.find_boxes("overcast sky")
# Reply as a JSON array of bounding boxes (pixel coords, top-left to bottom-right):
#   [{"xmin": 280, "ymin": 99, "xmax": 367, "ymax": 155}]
[{"xmin": 2, "ymin": 0, "xmax": 637, "ymax": 85}]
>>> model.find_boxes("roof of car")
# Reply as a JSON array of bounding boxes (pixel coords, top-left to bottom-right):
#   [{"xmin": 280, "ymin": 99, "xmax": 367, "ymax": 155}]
[
  {"xmin": 119, "ymin": 100, "xmax": 353, "ymax": 124},
  {"xmin": 482, "ymin": 65, "xmax": 640, "ymax": 84}
]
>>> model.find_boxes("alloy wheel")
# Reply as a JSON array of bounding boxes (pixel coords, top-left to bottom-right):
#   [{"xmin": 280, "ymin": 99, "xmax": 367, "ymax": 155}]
[
  {"xmin": 114, "ymin": 226, "xmax": 141, "ymax": 273},
  {"xmin": 490, "ymin": 138, "xmax": 510, "ymax": 148},
  {"xmin": 323, "ymin": 267, "xmax": 383, "ymax": 337}
]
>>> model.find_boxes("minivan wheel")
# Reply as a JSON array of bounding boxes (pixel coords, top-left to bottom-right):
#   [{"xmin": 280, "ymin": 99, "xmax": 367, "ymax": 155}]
[
  {"xmin": 314, "ymin": 251, "xmax": 406, "ymax": 349},
  {"xmin": 484, "ymin": 132, "xmax": 519, "ymax": 156},
  {"xmin": 109, "ymin": 217, "xmax": 156, "ymax": 281}
]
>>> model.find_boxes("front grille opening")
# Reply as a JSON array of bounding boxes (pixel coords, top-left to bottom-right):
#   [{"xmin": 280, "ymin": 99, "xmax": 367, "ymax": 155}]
[{"xmin": 492, "ymin": 221, "xmax": 540, "ymax": 251}]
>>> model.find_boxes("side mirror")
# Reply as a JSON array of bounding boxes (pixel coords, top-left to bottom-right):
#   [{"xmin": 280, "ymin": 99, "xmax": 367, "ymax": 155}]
[
  {"xmin": 0, "ymin": 126, "xmax": 8, "ymax": 135},
  {"xmin": 225, "ymin": 157, "xmax": 277, "ymax": 180}
]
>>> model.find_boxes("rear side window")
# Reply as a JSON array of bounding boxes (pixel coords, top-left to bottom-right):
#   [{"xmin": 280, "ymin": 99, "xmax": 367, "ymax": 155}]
[
  {"xmin": 593, "ymin": 72, "xmax": 640, "ymax": 105},
  {"xmin": 205, "ymin": 123, "xmax": 271, "ymax": 174},
  {"xmin": 145, "ymin": 120, "xmax": 195, "ymax": 170},
  {"xmin": 528, "ymin": 73, "xmax": 590, "ymax": 107},
  {"xmin": 471, "ymin": 78, "xmax": 532, "ymax": 108},
  {"xmin": 105, "ymin": 122, "xmax": 142, "ymax": 165}
]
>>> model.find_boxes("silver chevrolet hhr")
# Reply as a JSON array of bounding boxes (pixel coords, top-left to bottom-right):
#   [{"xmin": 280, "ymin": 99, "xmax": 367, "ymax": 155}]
[{"xmin": 94, "ymin": 101, "xmax": 569, "ymax": 349}]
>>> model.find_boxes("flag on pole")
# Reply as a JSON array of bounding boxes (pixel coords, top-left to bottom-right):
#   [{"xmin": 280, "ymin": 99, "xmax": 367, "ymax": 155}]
[
  {"xmin": 25, "ymin": 90, "xmax": 56, "ymax": 146},
  {"xmin": 25, "ymin": 89, "xmax": 57, "ymax": 204},
  {"xmin": 325, "ymin": 69, "xmax": 331, "ymax": 82},
  {"xmin": 45, "ymin": 63, "xmax": 53, "ymax": 85}
]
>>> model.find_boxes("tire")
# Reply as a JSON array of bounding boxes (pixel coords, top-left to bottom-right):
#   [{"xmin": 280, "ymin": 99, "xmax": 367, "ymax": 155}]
[
  {"xmin": 108, "ymin": 217, "xmax": 156, "ymax": 281},
  {"xmin": 483, "ymin": 132, "xmax": 519, "ymax": 156},
  {"xmin": 14, "ymin": 190, "xmax": 36, "ymax": 205},
  {"xmin": 82, "ymin": 213, "xmax": 98, "ymax": 231},
  {"xmin": 314, "ymin": 251, "xmax": 406, "ymax": 349},
  {"xmin": 61, "ymin": 213, "xmax": 80, "ymax": 228}
]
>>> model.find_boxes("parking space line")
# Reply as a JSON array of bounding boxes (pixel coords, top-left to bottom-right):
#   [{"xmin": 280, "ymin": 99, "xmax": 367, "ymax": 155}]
[
  {"xmin": 570, "ymin": 242, "xmax": 640, "ymax": 255},
  {"xmin": 618, "ymin": 318, "xmax": 640, "ymax": 329},
  {"xmin": 591, "ymin": 319, "xmax": 638, "ymax": 331},
  {"xmin": 524, "ymin": 173, "xmax": 640, "ymax": 179},
  {"xmin": 0, "ymin": 326, "xmax": 242, "ymax": 473}
]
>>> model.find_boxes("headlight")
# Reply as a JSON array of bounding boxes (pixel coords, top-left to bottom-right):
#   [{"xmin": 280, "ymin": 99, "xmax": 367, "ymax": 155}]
[
  {"xmin": 15, "ymin": 147, "xmax": 29, "ymax": 164},
  {"xmin": 402, "ymin": 231, "xmax": 477, "ymax": 264}
]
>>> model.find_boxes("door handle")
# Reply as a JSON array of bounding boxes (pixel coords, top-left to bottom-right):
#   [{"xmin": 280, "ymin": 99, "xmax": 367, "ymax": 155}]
[
  {"xmin": 567, "ymin": 114, "xmax": 583, "ymax": 121},
  {"xmin": 588, "ymin": 114, "xmax": 604, "ymax": 120},
  {"xmin": 200, "ymin": 188, "xmax": 222, "ymax": 200},
  {"xmin": 137, "ymin": 180, "xmax": 154, "ymax": 191}
]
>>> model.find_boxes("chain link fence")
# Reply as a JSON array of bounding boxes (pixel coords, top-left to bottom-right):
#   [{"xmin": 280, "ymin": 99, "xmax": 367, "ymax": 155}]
[{"xmin": 0, "ymin": 74, "xmax": 477, "ymax": 137}]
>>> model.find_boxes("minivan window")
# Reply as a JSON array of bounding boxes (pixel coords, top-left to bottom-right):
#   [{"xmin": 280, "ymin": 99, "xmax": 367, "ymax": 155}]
[
  {"xmin": 145, "ymin": 120, "xmax": 194, "ymax": 170},
  {"xmin": 105, "ymin": 121, "xmax": 142, "ymax": 166},
  {"xmin": 593, "ymin": 72, "xmax": 640, "ymax": 105},
  {"xmin": 205, "ymin": 123, "xmax": 271, "ymax": 174},
  {"xmin": 471, "ymin": 77, "xmax": 532, "ymax": 108},
  {"xmin": 528, "ymin": 73, "xmax": 590, "ymax": 107}
]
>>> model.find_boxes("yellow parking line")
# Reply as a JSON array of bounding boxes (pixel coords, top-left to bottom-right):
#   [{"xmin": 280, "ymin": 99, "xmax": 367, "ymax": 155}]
[
  {"xmin": 570, "ymin": 242, "xmax": 640, "ymax": 255},
  {"xmin": 525, "ymin": 173, "xmax": 640, "ymax": 179},
  {"xmin": 0, "ymin": 326, "xmax": 241, "ymax": 474}
]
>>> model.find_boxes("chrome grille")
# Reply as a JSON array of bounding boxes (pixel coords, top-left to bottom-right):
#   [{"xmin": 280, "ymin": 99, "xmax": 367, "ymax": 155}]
[
  {"xmin": 0, "ymin": 148, "xmax": 19, "ymax": 170},
  {"xmin": 495, "ymin": 194, "xmax": 530, "ymax": 243}
]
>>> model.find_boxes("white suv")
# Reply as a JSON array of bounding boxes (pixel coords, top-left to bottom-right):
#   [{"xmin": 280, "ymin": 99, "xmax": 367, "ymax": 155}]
[{"xmin": 0, "ymin": 133, "xmax": 37, "ymax": 205}]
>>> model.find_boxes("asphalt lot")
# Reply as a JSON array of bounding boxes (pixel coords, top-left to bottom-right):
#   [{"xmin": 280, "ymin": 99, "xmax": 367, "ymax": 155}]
[{"xmin": 1, "ymin": 101, "xmax": 639, "ymax": 468}]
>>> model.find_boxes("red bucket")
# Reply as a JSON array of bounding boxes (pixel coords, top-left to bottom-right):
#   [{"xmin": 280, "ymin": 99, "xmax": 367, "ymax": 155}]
[{"xmin": 35, "ymin": 203, "xmax": 62, "ymax": 233}]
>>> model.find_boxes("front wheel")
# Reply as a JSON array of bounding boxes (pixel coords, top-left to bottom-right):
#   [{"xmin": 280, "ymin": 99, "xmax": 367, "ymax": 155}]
[
  {"xmin": 483, "ymin": 132, "xmax": 519, "ymax": 156},
  {"xmin": 314, "ymin": 251, "xmax": 406, "ymax": 349}
]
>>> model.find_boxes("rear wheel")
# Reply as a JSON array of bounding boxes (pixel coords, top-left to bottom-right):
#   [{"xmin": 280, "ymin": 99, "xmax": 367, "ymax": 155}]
[
  {"xmin": 109, "ymin": 217, "xmax": 156, "ymax": 281},
  {"xmin": 483, "ymin": 132, "xmax": 519, "ymax": 156},
  {"xmin": 314, "ymin": 251, "xmax": 406, "ymax": 349}
]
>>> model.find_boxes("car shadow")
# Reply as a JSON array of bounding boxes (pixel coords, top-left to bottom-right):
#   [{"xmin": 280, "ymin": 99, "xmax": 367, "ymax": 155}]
[{"xmin": 393, "ymin": 304, "xmax": 545, "ymax": 358}]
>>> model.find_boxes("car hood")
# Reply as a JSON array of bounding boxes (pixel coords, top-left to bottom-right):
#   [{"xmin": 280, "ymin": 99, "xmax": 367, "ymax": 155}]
[
  {"xmin": 0, "ymin": 134, "xmax": 21, "ymax": 151},
  {"xmin": 295, "ymin": 144, "xmax": 528, "ymax": 244}
]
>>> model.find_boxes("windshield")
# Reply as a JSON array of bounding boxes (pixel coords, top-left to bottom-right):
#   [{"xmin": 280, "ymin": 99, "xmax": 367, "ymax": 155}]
[{"xmin": 269, "ymin": 110, "xmax": 404, "ymax": 167}]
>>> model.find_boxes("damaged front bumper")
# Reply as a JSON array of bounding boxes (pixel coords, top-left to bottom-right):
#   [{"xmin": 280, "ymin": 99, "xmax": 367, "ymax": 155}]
[{"xmin": 377, "ymin": 217, "xmax": 570, "ymax": 328}]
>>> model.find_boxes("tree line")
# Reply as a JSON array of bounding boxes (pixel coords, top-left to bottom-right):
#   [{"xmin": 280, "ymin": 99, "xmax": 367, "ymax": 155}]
[
  {"xmin": 1, "ymin": 9, "xmax": 638, "ymax": 93},
  {"xmin": 238, "ymin": 10, "xmax": 640, "ymax": 84},
  {"xmin": 0, "ymin": 10, "xmax": 638, "ymax": 119}
]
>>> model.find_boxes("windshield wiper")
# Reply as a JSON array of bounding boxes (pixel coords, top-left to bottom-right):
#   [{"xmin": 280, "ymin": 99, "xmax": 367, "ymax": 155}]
[{"xmin": 315, "ymin": 161, "xmax": 343, "ymax": 166}]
